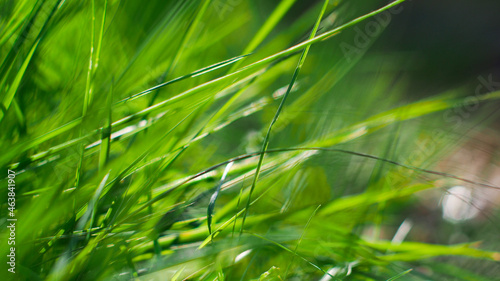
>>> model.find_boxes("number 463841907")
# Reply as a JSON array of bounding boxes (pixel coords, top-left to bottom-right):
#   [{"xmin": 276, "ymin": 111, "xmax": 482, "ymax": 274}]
[{"xmin": 7, "ymin": 170, "xmax": 15, "ymax": 216}]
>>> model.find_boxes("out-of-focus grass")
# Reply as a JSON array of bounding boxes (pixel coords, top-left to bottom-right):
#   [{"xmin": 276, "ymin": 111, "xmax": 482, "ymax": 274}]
[{"xmin": 0, "ymin": 0, "xmax": 499, "ymax": 280}]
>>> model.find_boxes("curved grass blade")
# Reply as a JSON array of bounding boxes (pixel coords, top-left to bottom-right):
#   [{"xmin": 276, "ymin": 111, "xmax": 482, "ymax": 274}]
[
  {"xmin": 101, "ymin": 110, "xmax": 199, "ymax": 225},
  {"xmin": 386, "ymin": 269, "xmax": 413, "ymax": 281},
  {"xmin": 0, "ymin": 0, "xmax": 43, "ymax": 74},
  {"xmin": 240, "ymin": 0, "xmax": 330, "ymax": 235},
  {"xmin": 0, "ymin": 39, "xmax": 39, "ymax": 123},
  {"xmin": 82, "ymin": 0, "xmax": 108, "ymax": 117},
  {"xmin": 73, "ymin": 172, "xmax": 110, "ymax": 244},
  {"xmin": 82, "ymin": 0, "xmax": 97, "ymax": 117},
  {"xmin": 307, "ymin": 90, "xmax": 500, "ymax": 148},
  {"xmin": 368, "ymin": 240, "xmax": 500, "ymax": 262},
  {"xmin": 284, "ymin": 204, "xmax": 321, "ymax": 278},
  {"xmin": 228, "ymin": 0, "xmax": 298, "ymax": 72},
  {"xmin": 128, "ymin": 145, "xmax": 500, "ymax": 226},
  {"xmin": 0, "ymin": 0, "xmax": 40, "ymax": 47},
  {"xmin": 117, "ymin": 53, "xmax": 251, "ymax": 104},
  {"xmin": 99, "ymin": 79, "xmax": 113, "ymax": 171},
  {"xmin": 207, "ymin": 161, "xmax": 234, "ymax": 238},
  {"xmin": 247, "ymin": 232, "xmax": 334, "ymax": 278}
]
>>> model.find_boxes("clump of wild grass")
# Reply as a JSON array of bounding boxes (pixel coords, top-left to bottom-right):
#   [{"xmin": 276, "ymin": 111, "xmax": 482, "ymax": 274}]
[{"xmin": 1, "ymin": 0, "xmax": 499, "ymax": 280}]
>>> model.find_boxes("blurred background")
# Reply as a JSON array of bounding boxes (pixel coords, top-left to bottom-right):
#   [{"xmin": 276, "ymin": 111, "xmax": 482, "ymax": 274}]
[{"xmin": 367, "ymin": 0, "xmax": 500, "ymax": 276}]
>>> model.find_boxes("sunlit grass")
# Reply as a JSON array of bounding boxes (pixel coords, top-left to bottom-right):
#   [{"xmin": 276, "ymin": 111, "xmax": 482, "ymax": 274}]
[{"xmin": 1, "ymin": 0, "xmax": 499, "ymax": 280}]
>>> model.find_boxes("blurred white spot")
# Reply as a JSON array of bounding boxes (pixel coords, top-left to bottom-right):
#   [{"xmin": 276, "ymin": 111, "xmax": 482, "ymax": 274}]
[
  {"xmin": 392, "ymin": 219, "xmax": 413, "ymax": 244},
  {"xmin": 319, "ymin": 267, "xmax": 342, "ymax": 281},
  {"xmin": 272, "ymin": 81, "xmax": 300, "ymax": 99},
  {"xmin": 442, "ymin": 186, "xmax": 484, "ymax": 223},
  {"xmin": 347, "ymin": 126, "xmax": 367, "ymax": 140},
  {"xmin": 234, "ymin": 249, "xmax": 252, "ymax": 263},
  {"xmin": 137, "ymin": 119, "xmax": 147, "ymax": 127},
  {"xmin": 86, "ymin": 112, "xmax": 165, "ymax": 149}
]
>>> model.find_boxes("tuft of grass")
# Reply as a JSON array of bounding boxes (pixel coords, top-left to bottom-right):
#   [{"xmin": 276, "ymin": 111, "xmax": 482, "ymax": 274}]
[{"xmin": 1, "ymin": 0, "xmax": 499, "ymax": 280}]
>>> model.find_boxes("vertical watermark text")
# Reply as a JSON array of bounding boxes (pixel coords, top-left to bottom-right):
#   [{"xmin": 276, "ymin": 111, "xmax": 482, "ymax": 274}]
[{"xmin": 6, "ymin": 169, "xmax": 16, "ymax": 274}]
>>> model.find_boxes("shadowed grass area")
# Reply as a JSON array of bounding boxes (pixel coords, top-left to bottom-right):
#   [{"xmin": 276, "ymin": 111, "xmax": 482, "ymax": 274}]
[{"xmin": 1, "ymin": 0, "xmax": 500, "ymax": 280}]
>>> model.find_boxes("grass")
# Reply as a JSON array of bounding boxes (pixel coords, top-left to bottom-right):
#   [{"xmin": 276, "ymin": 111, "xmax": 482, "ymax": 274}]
[{"xmin": 1, "ymin": 0, "xmax": 500, "ymax": 280}]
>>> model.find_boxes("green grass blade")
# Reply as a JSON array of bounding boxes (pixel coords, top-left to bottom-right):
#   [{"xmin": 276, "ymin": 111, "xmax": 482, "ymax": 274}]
[
  {"xmin": 99, "ymin": 80, "xmax": 112, "ymax": 171},
  {"xmin": 0, "ymin": 39, "xmax": 39, "ymax": 123},
  {"xmin": 387, "ymin": 269, "xmax": 413, "ymax": 281},
  {"xmin": 240, "ymin": 0, "xmax": 330, "ymax": 235}
]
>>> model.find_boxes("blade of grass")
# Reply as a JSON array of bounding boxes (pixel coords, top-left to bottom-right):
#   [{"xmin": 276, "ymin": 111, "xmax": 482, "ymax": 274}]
[
  {"xmin": 247, "ymin": 232, "xmax": 334, "ymax": 278},
  {"xmin": 117, "ymin": 53, "xmax": 251, "ymax": 104},
  {"xmin": 207, "ymin": 162, "xmax": 234, "ymax": 238},
  {"xmin": 0, "ymin": 39, "xmax": 39, "ymax": 123},
  {"xmin": 82, "ymin": 0, "xmax": 97, "ymax": 117},
  {"xmin": 367, "ymin": 241, "xmax": 500, "ymax": 262},
  {"xmin": 386, "ymin": 269, "xmax": 413, "ymax": 281},
  {"xmin": 228, "ymin": 0, "xmax": 298, "ymax": 72},
  {"xmin": 99, "ymin": 79, "xmax": 113, "ymax": 172},
  {"xmin": 284, "ymin": 204, "xmax": 321, "ymax": 278}
]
